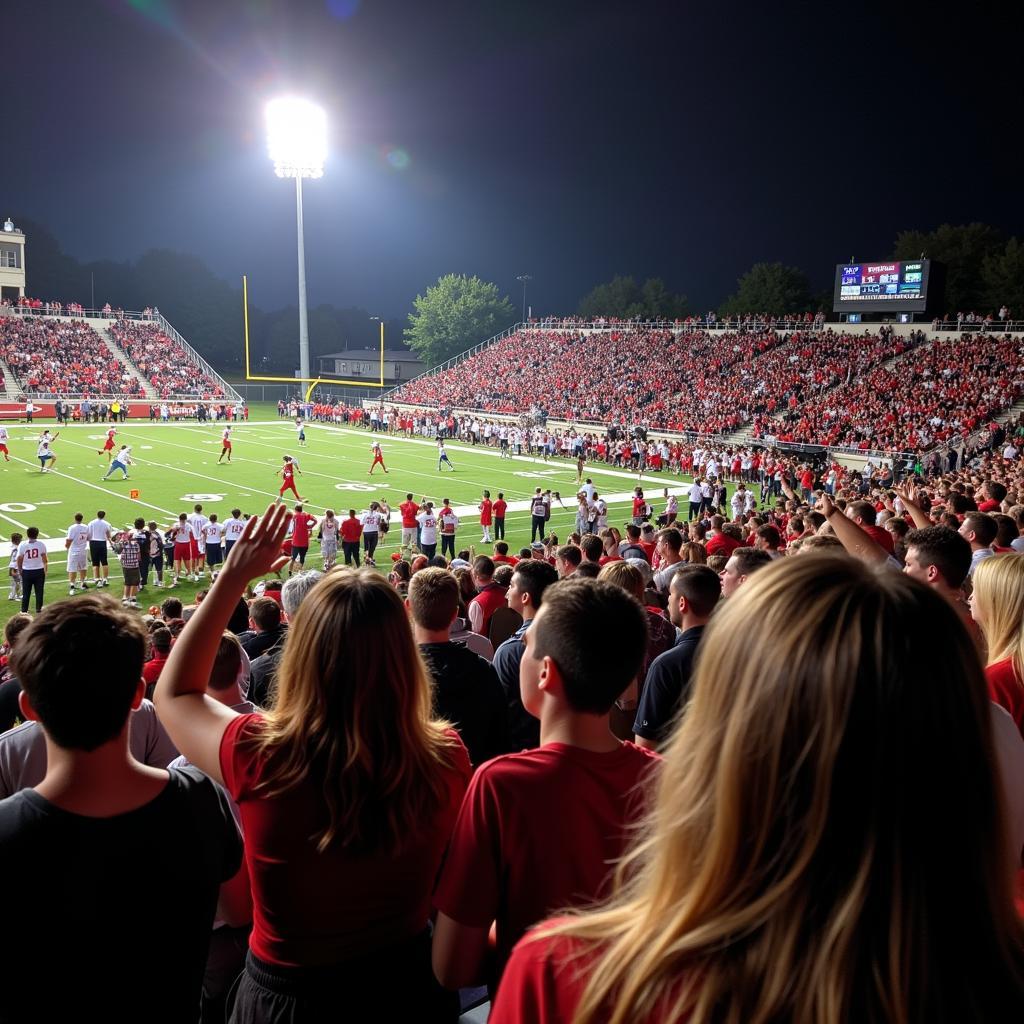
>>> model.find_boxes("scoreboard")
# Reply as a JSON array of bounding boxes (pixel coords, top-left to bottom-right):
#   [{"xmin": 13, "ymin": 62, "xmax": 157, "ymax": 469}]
[{"xmin": 832, "ymin": 259, "xmax": 931, "ymax": 313}]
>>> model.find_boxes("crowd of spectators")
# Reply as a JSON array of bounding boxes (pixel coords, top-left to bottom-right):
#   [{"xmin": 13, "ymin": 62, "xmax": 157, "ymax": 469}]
[
  {"xmin": 752, "ymin": 333, "xmax": 1024, "ymax": 452},
  {"xmin": 0, "ymin": 316, "xmax": 142, "ymax": 396},
  {"xmin": 391, "ymin": 325, "xmax": 932, "ymax": 441},
  {"xmin": 2, "ymin": 431, "xmax": 1024, "ymax": 1018},
  {"xmin": 110, "ymin": 320, "xmax": 227, "ymax": 399}
]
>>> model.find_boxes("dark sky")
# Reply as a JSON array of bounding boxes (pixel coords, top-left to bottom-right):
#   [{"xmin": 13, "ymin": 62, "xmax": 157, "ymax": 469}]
[{"xmin": 7, "ymin": 0, "xmax": 1022, "ymax": 317}]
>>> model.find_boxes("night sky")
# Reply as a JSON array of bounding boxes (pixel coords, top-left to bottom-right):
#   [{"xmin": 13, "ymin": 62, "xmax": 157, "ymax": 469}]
[{"xmin": 7, "ymin": 0, "xmax": 1021, "ymax": 317}]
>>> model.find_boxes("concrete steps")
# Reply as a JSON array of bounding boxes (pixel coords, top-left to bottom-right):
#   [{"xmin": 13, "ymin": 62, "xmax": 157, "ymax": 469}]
[
  {"xmin": 0, "ymin": 358, "xmax": 19, "ymax": 398},
  {"xmin": 99, "ymin": 324, "xmax": 160, "ymax": 399}
]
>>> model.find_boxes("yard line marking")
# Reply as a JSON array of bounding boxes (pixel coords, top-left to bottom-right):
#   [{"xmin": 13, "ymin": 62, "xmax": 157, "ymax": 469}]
[{"xmin": 7, "ymin": 455, "xmax": 178, "ymax": 517}]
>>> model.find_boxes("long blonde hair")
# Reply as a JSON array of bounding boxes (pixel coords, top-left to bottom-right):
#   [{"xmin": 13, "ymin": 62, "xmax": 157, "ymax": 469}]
[
  {"xmin": 248, "ymin": 569, "xmax": 459, "ymax": 853},
  {"xmin": 542, "ymin": 555, "xmax": 1024, "ymax": 1024},
  {"xmin": 972, "ymin": 553, "xmax": 1024, "ymax": 686}
]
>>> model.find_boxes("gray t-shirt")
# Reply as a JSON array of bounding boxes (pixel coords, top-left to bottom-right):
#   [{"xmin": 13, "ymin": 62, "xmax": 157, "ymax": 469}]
[{"xmin": 0, "ymin": 698, "xmax": 178, "ymax": 798}]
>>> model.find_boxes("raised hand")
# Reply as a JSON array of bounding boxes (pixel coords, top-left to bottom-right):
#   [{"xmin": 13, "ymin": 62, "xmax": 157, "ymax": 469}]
[{"xmin": 223, "ymin": 502, "xmax": 291, "ymax": 580}]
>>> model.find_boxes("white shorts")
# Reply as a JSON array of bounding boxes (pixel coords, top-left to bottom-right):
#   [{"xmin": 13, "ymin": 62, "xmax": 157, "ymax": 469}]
[{"xmin": 68, "ymin": 549, "xmax": 88, "ymax": 573}]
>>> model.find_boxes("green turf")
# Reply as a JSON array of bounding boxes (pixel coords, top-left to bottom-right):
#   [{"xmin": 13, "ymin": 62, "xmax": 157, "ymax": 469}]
[{"xmin": 0, "ymin": 402, "xmax": 701, "ymax": 629}]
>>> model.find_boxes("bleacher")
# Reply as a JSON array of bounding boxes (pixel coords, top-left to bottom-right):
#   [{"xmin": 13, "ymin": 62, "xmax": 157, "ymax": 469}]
[
  {"xmin": 388, "ymin": 321, "xmax": 1024, "ymax": 455},
  {"xmin": 0, "ymin": 303, "xmax": 239, "ymax": 401}
]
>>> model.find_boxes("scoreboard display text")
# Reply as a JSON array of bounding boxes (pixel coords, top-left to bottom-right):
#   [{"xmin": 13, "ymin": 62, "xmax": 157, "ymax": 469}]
[{"xmin": 832, "ymin": 259, "xmax": 930, "ymax": 313}]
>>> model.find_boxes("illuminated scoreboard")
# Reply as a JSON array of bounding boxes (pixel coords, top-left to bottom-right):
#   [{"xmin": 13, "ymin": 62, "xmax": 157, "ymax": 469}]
[{"xmin": 832, "ymin": 259, "xmax": 931, "ymax": 313}]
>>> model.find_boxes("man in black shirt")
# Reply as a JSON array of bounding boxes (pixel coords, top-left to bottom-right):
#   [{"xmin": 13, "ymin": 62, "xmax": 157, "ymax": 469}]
[
  {"xmin": 408, "ymin": 567, "xmax": 509, "ymax": 766},
  {"xmin": 633, "ymin": 565, "xmax": 721, "ymax": 750},
  {"xmin": 0, "ymin": 595, "xmax": 244, "ymax": 1022},
  {"xmin": 236, "ymin": 596, "xmax": 287, "ymax": 659}
]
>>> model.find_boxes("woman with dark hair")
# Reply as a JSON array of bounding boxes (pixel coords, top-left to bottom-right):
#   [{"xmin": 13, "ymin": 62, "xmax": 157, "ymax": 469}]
[
  {"xmin": 156, "ymin": 504, "xmax": 470, "ymax": 1022},
  {"xmin": 492, "ymin": 555, "xmax": 1024, "ymax": 1024}
]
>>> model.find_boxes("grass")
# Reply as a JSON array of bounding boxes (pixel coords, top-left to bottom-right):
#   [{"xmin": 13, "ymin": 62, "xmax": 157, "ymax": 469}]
[{"xmin": 0, "ymin": 402, "xmax": 701, "ymax": 630}]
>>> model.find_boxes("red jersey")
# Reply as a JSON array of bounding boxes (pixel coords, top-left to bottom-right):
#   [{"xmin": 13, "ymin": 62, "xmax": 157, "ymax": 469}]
[
  {"xmin": 399, "ymin": 500, "xmax": 420, "ymax": 528},
  {"xmin": 479, "ymin": 499, "xmax": 493, "ymax": 526},
  {"xmin": 282, "ymin": 464, "xmax": 294, "ymax": 480},
  {"xmin": 434, "ymin": 741, "xmax": 660, "ymax": 982},
  {"xmin": 493, "ymin": 499, "xmax": 507, "ymax": 519},
  {"xmin": 340, "ymin": 517, "xmax": 362, "ymax": 543},
  {"xmin": 291, "ymin": 513, "xmax": 316, "ymax": 547},
  {"xmin": 220, "ymin": 715, "xmax": 470, "ymax": 965},
  {"xmin": 706, "ymin": 533, "xmax": 742, "ymax": 558}
]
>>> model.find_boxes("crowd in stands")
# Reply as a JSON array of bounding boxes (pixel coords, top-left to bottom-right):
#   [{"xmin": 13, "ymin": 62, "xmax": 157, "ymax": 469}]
[
  {"xmin": 752, "ymin": 332, "xmax": 1024, "ymax": 451},
  {"xmin": 0, "ymin": 315, "xmax": 142, "ymax": 396},
  {"xmin": 390, "ymin": 325, "xmax": 931, "ymax": 442},
  {"xmin": 2, "ymin": 431, "xmax": 1024, "ymax": 1017},
  {"xmin": 387, "ymin": 323, "xmax": 1024, "ymax": 454},
  {"xmin": 110, "ymin": 320, "xmax": 226, "ymax": 399}
]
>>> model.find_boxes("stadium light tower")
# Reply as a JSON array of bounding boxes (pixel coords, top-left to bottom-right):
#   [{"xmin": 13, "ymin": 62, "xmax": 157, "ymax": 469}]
[
  {"xmin": 516, "ymin": 274, "xmax": 532, "ymax": 324},
  {"xmin": 266, "ymin": 97, "xmax": 327, "ymax": 383}
]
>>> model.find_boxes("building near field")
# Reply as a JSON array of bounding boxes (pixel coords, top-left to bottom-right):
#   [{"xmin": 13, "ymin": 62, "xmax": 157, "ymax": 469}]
[
  {"xmin": 319, "ymin": 349, "xmax": 423, "ymax": 386},
  {"xmin": 0, "ymin": 219, "xmax": 26, "ymax": 304}
]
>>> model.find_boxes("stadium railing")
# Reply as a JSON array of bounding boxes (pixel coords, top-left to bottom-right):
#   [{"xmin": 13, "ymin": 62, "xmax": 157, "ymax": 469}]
[{"xmin": 150, "ymin": 313, "xmax": 242, "ymax": 402}]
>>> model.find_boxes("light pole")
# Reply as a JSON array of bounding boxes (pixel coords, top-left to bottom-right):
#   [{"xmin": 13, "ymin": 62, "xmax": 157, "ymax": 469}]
[
  {"xmin": 516, "ymin": 274, "xmax": 532, "ymax": 324},
  {"xmin": 266, "ymin": 97, "xmax": 327, "ymax": 384}
]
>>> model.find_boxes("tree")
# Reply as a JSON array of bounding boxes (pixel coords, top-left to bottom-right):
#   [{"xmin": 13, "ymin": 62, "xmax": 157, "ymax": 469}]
[
  {"xmin": 892, "ymin": 222, "xmax": 1004, "ymax": 313},
  {"xmin": 981, "ymin": 238, "xmax": 1024, "ymax": 317},
  {"xmin": 577, "ymin": 275, "xmax": 688, "ymax": 319},
  {"xmin": 719, "ymin": 262, "xmax": 813, "ymax": 316},
  {"xmin": 404, "ymin": 274, "xmax": 515, "ymax": 367}
]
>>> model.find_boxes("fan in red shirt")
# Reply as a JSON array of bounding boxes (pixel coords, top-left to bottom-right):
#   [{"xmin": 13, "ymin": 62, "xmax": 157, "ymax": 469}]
[
  {"xmin": 479, "ymin": 490, "xmax": 493, "ymax": 544},
  {"xmin": 153, "ymin": 535, "xmax": 471, "ymax": 1020},
  {"xmin": 432, "ymin": 578, "xmax": 660, "ymax": 994},
  {"xmin": 970, "ymin": 554, "xmax": 1024, "ymax": 736},
  {"xmin": 492, "ymin": 493, "xmax": 508, "ymax": 540},
  {"xmin": 399, "ymin": 493, "xmax": 420, "ymax": 550},
  {"xmin": 705, "ymin": 516, "xmax": 742, "ymax": 558}
]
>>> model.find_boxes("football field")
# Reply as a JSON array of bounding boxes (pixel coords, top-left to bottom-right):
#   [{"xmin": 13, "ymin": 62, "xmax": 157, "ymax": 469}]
[{"xmin": 0, "ymin": 403, "xmax": 699, "ymax": 628}]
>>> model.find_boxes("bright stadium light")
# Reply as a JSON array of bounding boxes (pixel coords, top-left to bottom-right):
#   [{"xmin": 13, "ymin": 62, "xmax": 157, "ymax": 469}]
[
  {"xmin": 265, "ymin": 97, "xmax": 328, "ymax": 382},
  {"xmin": 266, "ymin": 97, "xmax": 327, "ymax": 179}
]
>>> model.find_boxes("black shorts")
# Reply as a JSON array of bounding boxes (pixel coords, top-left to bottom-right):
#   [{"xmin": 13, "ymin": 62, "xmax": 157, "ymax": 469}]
[
  {"xmin": 89, "ymin": 540, "xmax": 108, "ymax": 567},
  {"xmin": 206, "ymin": 544, "xmax": 223, "ymax": 567},
  {"xmin": 291, "ymin": 545, "xmax": 308, "ymax": 564}
]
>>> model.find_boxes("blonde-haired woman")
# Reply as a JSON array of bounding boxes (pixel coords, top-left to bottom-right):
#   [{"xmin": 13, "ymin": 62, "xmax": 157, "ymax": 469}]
[
  {"xmin": 492, "ymin": 554, "xmax": 1024, "ymax": 1024},
  {"xmin": 971, "ymin": 552, "xmax": 1024, "ymax": 734},
  {"xmin": 156, "ymin": 504, "xmax": 469, "ymax": 1022}
]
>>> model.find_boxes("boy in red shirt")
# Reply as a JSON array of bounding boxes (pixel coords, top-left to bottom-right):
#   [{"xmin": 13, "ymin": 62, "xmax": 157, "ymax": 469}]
[
  {"xmin": 492, "ymin": 493, "xmax": 507, "ymax": 540},
  {"xmin": 432, "ymin": 578, "xmax": 660, "ymax": 992}
]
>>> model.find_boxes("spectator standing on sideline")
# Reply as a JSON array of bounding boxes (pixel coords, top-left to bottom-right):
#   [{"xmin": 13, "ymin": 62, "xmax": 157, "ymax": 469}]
[
  {"xmin": 64, "ymin": 512, "xmax": 90, "ymax": 594},
  {"xmin": 87, "ymin": 510, "xmax": 113, "ymax": 588},
  {"xmin": 340, "ymin": 509, "xmax": 363, "ymax": 567},
  {"xmin": 116, "ymin": 529, "xmax": 141, "ymax": 608},
  {"xmin": 438, "ymin": 500, "xmax": 459, "ymax": 562},
  {"xmin": 479, "ymin": 491, "xmax": 493, "ymax": 544},
  {"xmin": 493, "ymin": 493, "xmax": 507, "ymax": 541},
  {"xmin": 17, "ymin": 528, "xmax": 47, "ymax": 614}
]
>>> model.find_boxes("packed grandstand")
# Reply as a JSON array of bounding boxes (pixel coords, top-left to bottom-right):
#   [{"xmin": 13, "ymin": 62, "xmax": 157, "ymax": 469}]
[{"xmin": 4, "ymin": 296, "xmax": 1024, "ymax": 461}]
